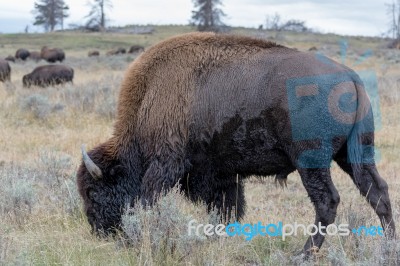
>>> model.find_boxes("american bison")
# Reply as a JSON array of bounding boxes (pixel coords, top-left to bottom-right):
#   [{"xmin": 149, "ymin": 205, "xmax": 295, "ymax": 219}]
[
  {"xmin": 128, "ymin": 45, "xmax": 145, "ymax": 54},
  {"xmin": 5, "ymin": 55, "xmax": 15, "ymax": 63},
  {"xmin": 41, "ymin": 46, "xmax": 65, "ymax": 63},
  {"xmin": 77, "ymin": 32, "xmax": 395, "ymax": 256},
  {"xmin": 117, "ymin": 47, "xmax": 126, "ymax": 54},
  {"xmin": 0, "ymin": 59, "xmax": 11, "ymax": 82},
  {"xmin": 106, "ymin": 50, "xmax": 117, "ymax": 56},
  {"xmin": 88, "ymin": 50, "xmax": 100, "ymax": 57},
  {"xmin": 106, "ymin": 47, "xmax": 126, "ymax": 56},
  {"xmin": 28, "ymin": 51, "xmax": 42, "ymax": 62},
  {"xmin": 15, "ymin": 48, "xmax": 30, "ymax": 60},
  {"xmin": 23, "ymin": 65, "xmax": 73, "ymax": 87}
]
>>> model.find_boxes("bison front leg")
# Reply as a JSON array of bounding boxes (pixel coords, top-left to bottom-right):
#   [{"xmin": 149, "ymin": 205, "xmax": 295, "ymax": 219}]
[
  {"xmin": 140, "ymin": 157, "xmax": 185, "ymax": 206},
  {"xmin": 298, "ymin": 168, "xmax": 340, "ymax": 256},
  {"xmin": 206, "ymin": 178, "xmax": 246, "ymax": 222},
  {"xmin": 180, "ymin": 173, "xmax": 246, "ymax": 222}
]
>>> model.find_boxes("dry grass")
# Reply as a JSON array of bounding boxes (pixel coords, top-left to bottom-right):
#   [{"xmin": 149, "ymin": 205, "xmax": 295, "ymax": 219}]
[{"xmin": 0, "ymin": 27, "xmax": 399, "ymax": 265}]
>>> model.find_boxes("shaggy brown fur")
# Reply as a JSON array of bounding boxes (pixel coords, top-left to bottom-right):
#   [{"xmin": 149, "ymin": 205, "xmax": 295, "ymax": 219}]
[
  {"xmin": 112, "ymin": 32, "xmax": 281, "ymax": 156},
  {"xmin": 77, "ymin": 32, "xmax": 395, "ymax": 258}
]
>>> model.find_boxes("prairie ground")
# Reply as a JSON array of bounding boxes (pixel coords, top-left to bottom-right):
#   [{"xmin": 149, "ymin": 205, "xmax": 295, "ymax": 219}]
[{"xmin": 0, "ymin": 26, "xmax": 399, "ymax": 265}]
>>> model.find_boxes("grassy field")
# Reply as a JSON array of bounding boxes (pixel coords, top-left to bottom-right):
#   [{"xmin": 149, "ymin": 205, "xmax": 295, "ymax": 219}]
[{"xmin": 0, "ymin": 25, "xmax": 399, "ymax": 265}]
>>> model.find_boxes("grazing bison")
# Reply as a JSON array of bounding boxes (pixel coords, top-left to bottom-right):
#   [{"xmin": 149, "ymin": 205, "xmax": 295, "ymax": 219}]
[
  {"xmin": 0, "ymin": 59, "xmax": 11, "ymax": 82},
  {"xmin": 23, "ymin": 65, "xmax": 73, "ymax": 87},
  {"xmin": 106, "ymin": 49, "xmax": 117, "ymax": 56},
  {"xmin": 106, "ymin": 47, "xmax": 126, "ymax": 56},
  {"xmin": 41, "ymin": 46, "xmax": 65, "ymax": 63},
  {"xmin": 128, "ymin": 45, "xmax": 145, "ymax": 54},
  {"xmin": 5, "ymin": 55, "xmax": 15, "ymax": 63},
  {"xmin": 88, "ymin": 50, "xmax": 100, "ymax": 57},
  {"xmin": 117, "ymin": 47, "xmax": 126, "ymax": 54},
  {"xmin": 28, "ymin": 51, "xmax": 42, "ymax": 62},
  {"xmin": 77, "ymin": 32, "xmax": 395, "ymax": 256},
  {"xmin": 15, "ymin": 48, "xmax": 30, "ymax": 60}
]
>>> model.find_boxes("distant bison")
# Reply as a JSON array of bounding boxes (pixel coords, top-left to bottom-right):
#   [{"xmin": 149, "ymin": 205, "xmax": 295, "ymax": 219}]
[
  {"xmin": 15, "ymin": 48, "xmax": 30, "ymax": 60},
  {"xmin": 41, "ymin": 46, "xmax": 65, "ymax": 63},
  {"xmin": 128, "ymin": 45, "xmax": 145, "ymax": 54},
  {"xmin": 23, "ymin": 65, "xmax": 73, "ymax": 87},
  {"xmin": 117, "ymin": 47, "xmax": 126, "ymax": 54},
  {"xmin": 106, "ymin": 47, "xmax": 126, "ymax": 56},
  {"xmin": 88, "ymin": 50, "xmax": 100, "ymax": 57},
  {"xmin": 106, "ymin": 49, "xmax": 116, "ymax": 56},
  {"xmin": 0, "ymin": 59, "xmax": 11, "ymax": 82},
  {"xmin": 28, "ymin": 51, "xmax": 42, "ymax": 62},
  {"xmin": 4, "ymin": 55, "xmax": 15, "ymax": 63}
]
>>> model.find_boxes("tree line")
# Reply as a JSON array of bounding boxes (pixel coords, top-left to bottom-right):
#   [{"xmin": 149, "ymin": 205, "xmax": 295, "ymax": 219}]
[
  {"xmin": 32, "ymin": 0, "xmax": 400, "ymax": 43},
  {"xmin": 32, "ymin": 0, "xmax": 226, "ymax": 33},
  {"xmin": 32, "ymin": 0, "xmax": 113, "ymax": 32}
]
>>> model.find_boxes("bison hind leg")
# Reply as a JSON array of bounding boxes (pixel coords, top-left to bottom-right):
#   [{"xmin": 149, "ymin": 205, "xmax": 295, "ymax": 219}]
[
  {"xmin": 334, "ymin": 154, "xmax": 396, "ymax": 238},
  {"xmin": 298, "ymin": 168, "xmax": 340, "ymax": 256}
]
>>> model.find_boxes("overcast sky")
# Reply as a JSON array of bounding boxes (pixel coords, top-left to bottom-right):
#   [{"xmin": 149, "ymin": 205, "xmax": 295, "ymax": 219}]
[{"xmin": 0, "ymin": 0, "xmax": 390, "ymax": 37}]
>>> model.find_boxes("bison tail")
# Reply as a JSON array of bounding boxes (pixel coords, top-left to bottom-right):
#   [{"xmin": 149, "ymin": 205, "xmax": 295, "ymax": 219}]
[{"xmin": 346, "ymin": 77, "xmax": 373, "ymax": 183}]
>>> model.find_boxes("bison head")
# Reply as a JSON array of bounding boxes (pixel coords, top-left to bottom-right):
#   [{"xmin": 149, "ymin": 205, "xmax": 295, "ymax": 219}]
[{"xmin": 77, "ymin": 144, "xmax": 139, "ymax": 235}]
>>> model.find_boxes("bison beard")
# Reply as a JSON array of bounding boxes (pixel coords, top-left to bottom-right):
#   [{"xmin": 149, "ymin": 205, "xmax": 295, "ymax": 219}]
[{"xmin": 77, "ymin": 32, "xmax": 395, "ymax": 257}]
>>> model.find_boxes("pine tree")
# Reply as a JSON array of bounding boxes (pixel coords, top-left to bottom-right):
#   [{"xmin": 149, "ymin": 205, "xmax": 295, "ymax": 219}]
[
  {"xmin": 191, "ymin": 0, "xmax": 226, "ymax": 32},
  {"xmin": 85, "ymin": 0, "xmax": 113, "ymax": 32},
  {"xmin": 32, "ymin": 0, "xmax": 69, "ymax": 32}
]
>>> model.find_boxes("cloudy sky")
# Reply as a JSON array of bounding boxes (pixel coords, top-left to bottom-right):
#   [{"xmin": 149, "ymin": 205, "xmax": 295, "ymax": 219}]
[{"xmin": 0, "ymin": 0, "xmax": 390, "ymax": 37}]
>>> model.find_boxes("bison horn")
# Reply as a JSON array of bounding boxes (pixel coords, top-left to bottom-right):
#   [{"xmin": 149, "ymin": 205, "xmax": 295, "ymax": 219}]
[{"xmin": 81, "ymin": 144, "xmax": 103, "ymax": 179}]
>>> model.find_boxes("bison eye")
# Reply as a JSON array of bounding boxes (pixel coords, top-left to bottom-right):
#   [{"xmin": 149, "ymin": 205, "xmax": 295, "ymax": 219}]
[{"xmin": 109, "ymin": 165, "xmax": 125, "ymax": 177}]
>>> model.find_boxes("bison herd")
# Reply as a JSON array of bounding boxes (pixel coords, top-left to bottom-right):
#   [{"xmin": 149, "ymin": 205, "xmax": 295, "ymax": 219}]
[
  {"xmin": 1, "ymin": 46, "xmax": 70, "ymax": 87},
  {"xmin": 0, "ymin": 44, "xmax": 145, "ymax": 87},
  {"xmin": 90, "ymin": 45, "xmax": 145, "ymax": 57},
  {"xmin": 13, "ymin": 46, "xmax": 65, "ymax": 63}
]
